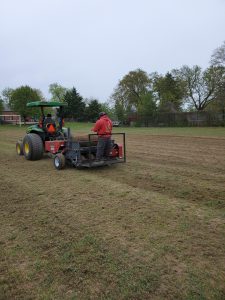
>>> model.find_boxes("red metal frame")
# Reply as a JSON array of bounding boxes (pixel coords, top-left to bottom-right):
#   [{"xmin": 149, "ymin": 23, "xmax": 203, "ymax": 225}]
[
  {"xmin": 45, "ymin": 140, "xmax": 65, "ymax": 154},
  {"xmin": 110, "ymin": 144, "xmax": 123, "ymax": 158}
]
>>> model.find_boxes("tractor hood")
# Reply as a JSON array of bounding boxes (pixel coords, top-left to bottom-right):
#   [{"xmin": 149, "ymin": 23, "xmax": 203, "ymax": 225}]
[{"xmin": 26, "ymin": 124, "xmax": 44, "ymax": 134}]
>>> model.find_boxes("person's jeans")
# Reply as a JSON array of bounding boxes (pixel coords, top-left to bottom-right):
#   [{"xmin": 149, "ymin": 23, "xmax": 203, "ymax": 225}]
[{"xmin": 96, "ymin": 137, "xmax": 112, "ymax": 160}]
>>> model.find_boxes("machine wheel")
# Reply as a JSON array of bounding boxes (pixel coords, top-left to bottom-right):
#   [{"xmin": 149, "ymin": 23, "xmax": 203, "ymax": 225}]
[
  {"xmin": 54, "ymin": 153, "xmax": 66, "ymax": 170},
  {"xmin": 23, "ymin": 134, "xmax": 43, "ymax": 160},
  {"xmin": 16, "ymin": 141, "xmax": 23, "ymax": 155}
]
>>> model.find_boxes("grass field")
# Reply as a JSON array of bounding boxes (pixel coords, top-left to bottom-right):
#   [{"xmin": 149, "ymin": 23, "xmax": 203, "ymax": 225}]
[{"xmin": 0, "ymin": 124, "xmax": 225, "ymax": 299}]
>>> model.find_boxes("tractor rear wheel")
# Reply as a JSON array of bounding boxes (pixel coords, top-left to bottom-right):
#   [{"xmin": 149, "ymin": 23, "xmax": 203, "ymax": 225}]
[
  {"xmin": 16, "ymin": 141, "xmax": 23, "ymax": 155},
  {"xmin": 54, "ymin": 153, "xmax": 66, "ymax": 170},
  {"xmin": 23, "ymin": 134, "xmax": 43, "ymax": 160}
]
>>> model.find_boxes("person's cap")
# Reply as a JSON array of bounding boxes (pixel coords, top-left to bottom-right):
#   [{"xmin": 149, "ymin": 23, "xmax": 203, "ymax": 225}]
[{"xmin": 99, "ymin": 112, "xmax": 106, "ymax": 117}]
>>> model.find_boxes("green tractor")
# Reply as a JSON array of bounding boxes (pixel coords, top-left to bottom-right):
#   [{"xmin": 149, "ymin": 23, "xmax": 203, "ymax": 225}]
[
  {"xmin": 16, "ymin": 101, "xmax": 68, "ymax": 160},
  {"xmin": 16, "ymin": 101, "xmax": 126, "ymax": 169}
]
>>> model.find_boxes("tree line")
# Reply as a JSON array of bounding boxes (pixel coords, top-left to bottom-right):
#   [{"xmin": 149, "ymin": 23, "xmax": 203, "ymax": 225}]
[
  {"xmin": 0, "ymin": 85, "xmax": 113, "ymax": 122},
  {"xmin": 1, "ymin": 41, "xmax": 225, "ymax": 123},
  {"xmin": 112, "ymin": 41, "xmax": 225, "ymax": 122}
]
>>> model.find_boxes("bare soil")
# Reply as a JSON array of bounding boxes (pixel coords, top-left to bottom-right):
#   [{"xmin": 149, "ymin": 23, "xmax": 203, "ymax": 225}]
[{"xmin": 0, "ymin": 126, "xmax": 225, "ymax": 299}]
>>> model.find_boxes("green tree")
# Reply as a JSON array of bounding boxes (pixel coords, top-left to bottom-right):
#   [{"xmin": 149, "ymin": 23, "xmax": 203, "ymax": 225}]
[
  {"xmin": 1, "ymin": 88, "xmax": 14, "ymax": 104},
  {"xmin": 49, "ymin": 83, "xmax": 67, "ymax": 102},
  {"xmin": 137, "ymin": 92, "xmax": 157, "ymax": 116},
  {"xmin": 0, "ymin": 99, "xmax": 3, "ymax": 114},
  {"xmin": 206, "ymin": 81, "xmax": 225, "ymax": 114},
  {"xmin": 111, "ymin": 69, "xmax": 151, "ymax": 122},
  {"xmin": 100, "ymin": 102, "xmax": 116, "ymax": 120},
  {"xmin": 210, "ymin": 40, "xmax": 225, "ymax": 67},
  {"xmin": 111, "ymin": 69, "xmax": 151, "ymax": 108},
  {"xmin": 152, "ymin": 72, "xmax": 184, "ymax": 111},
  {"xmin": 136, "ymin": 92, "xmax": 157, "ymax": 126},
  {"xmin": 176, "ymin": 65, "xmax": 225, "ymax": 111},
  {"xmin": 85, "ymin": 99, "xmax": 102, "ymax": 122},
  {"xmin": 113, "ymin": 100, "xmax": 126, "ymax": 123},
  {"xmin": 9, "ymin": 86, "xmax": 42, "ymax": 122},
  {"xmin": 64, "ymin": 88, "xmax": 85, "ymax": 120},
  {"xmin": 111, "ymin": 88, "xmax": 131, "ymax": 123}
]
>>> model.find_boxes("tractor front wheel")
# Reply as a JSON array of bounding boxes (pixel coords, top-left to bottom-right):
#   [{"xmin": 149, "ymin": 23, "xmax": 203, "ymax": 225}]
[
  {"xmin": 16, "ymin": 141, "xmax": 23, "ymax": 156},
  {"xmin": 54, "ymin": 153, "xmax": 66, "ymax": 170},
  {"xmin": 23, "ymin": 134, "xmax": 43, "ymax": 160}
]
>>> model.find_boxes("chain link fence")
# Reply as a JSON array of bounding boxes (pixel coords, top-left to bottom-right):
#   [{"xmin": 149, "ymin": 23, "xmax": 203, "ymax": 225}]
[{"xmin": 127, "ymin": 111, "xmax": 225, "ymax": 127}]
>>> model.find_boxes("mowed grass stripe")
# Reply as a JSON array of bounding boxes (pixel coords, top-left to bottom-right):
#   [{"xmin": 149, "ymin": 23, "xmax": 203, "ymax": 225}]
[
  {"xmin": 1, "ymin": 154, "xmax": 225, "ymax": 299},
  {"xmin": 1, "ymin": 164, "xmax": 168, "ymax": 299},
  {"xmin": 1, "ymin": 125, "xmax": 225, "ymax": 299}
]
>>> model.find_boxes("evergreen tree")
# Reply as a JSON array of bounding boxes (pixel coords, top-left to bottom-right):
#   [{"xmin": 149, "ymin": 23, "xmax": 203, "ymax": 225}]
[
  {"xmin": 85, "ymin": 99, "xmax": 102, "ymax": 122},
  {"xmin": 64, "ymin": 88, "xmax": 85, "ymax": 120}
]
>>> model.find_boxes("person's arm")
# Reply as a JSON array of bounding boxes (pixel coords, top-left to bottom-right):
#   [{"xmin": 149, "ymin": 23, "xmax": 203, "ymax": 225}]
[
  {"xmin": 109, "ymin": 119, "xmax": 113, "ymax": 132},
  {"xmin": 92, "ymin": 119, "xmax": 101, "ymax": 132}
]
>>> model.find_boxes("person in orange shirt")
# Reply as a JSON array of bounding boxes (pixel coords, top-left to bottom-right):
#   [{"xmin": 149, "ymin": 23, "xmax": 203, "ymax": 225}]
[
  {"xmin": 92, "ymin": 112, "xmax": 113, "ymax": 160},
  {"xmin": 44, "ymin": 113, "xmax": 56, "ymax": 134}
]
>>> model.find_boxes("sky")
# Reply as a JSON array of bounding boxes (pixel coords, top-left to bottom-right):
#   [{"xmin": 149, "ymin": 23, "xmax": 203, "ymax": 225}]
[{"xmin": 0, "ymin": 0, "xmax": 225, "ymax": 102}]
